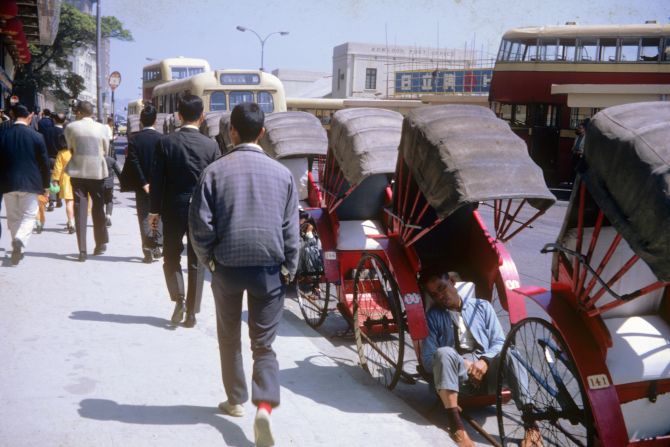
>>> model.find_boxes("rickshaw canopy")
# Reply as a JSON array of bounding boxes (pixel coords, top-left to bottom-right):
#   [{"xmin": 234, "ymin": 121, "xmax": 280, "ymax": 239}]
[
  {"xmin": 398, "ymin": 105, "xmax": 555, "ymax": 219},
  {"xmin": 217, "ymin": 112, "xmax": 233, "ymax": 154},
  {"xmin": 200, "ymin": 111, "xmax": 228, "ymax": 139},
  {"xmin": 330, "ymin": 108, "xmax": 403, "ymax": 185},
  {"xmin": 259, "ymin": 111, "xmax": 327, "ymax": 159},
  {"xmin": 583, "ymin": 101, "xmax": 670, "ymax": 281}
]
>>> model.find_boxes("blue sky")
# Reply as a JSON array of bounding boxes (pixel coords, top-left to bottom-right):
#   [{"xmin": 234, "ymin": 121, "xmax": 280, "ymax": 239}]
[{"xmin": 103, "ymin": 0, "xmax": 667, "ymax": 112}]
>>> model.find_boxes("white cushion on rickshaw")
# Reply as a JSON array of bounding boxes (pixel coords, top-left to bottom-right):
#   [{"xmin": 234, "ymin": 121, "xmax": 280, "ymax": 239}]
[
  {"xmin": 279, "ymin": 157, "xmax": 309, "ymax": 200},
  {"xmin": 337, "ymin": 220, "xmax": 385, "ymax": 251},
  {"xmin": 563, "ymin": 226, "xmax": 664, "ymax": 318},
  {"xmin": 604, "ymin": 315, "xmax": 670, "ymax": 384}
]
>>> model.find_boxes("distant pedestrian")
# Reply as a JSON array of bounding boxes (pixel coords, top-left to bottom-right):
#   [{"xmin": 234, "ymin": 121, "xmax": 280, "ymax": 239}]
[
  {"xmin": 65, "ymin": 101, "xmax": 111, "ymax": 262},
  {"xmin": 570, "ymin": 118, "xmax": 590, "ymax": 181},
  {"xmin": 103, "ymin": 155, "xmax": 121, "ymax": 227},
  {"xmin": 51, "ymin": 133, "xmax": 75, "ymax": 234},
  {"xmin": 37, "ymin": 108, "xmax": 54, "ymax": 135},
  {"xmin": 124, "ymin": 103, "xmax": 163, "ymax": 263},
  {"xmin": 43, "ymin": 113, "xmax": 67, "ymax": 210},
  {"xmin": 149, "ymin": 95, "xmax": 217, "ymax": 327},
  {"xmin": 0, "ymin": 104, "xmax": 50, "ymax": 265},
  {"xmin": 189, "ymin": 102, "xmax": 300, "ymax": 447}
]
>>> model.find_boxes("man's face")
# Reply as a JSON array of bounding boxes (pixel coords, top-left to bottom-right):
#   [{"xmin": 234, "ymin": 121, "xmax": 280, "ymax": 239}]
[
  {"xmin": 576, "ymin": 124, "xmax": 585, "ymax": 136},
  {"xmin": 426, "ymin": 275, "xmax": 461, "ymax": 310}
]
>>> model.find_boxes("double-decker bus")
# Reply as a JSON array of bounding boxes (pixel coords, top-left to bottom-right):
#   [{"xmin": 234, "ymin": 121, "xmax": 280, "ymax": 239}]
[
  {"xmin": 142, "ymin": 57, "xmax": 211, "ymax": 102},
  {"xmin": 489, "ymin": 23, "xmax": 670, "ymax": 186},
  {"xmin": 152, "ymin": 69, "xmax": 287, "ymax": 115}
]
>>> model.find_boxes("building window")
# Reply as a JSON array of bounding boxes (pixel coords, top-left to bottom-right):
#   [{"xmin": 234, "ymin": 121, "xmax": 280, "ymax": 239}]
[
  {"xmin": 337, "ymin": 69, "xmax": 341, "ymax": 90},
  {"xmin": 365, "ymin": 68, "xmax": 377, "ymax": 90}
]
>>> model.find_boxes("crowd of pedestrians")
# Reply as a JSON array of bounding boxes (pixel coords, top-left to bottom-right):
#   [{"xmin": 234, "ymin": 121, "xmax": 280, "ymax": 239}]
[{"xmin": 0, "ymin": 97, "xmax": 299, "ymax": 447}]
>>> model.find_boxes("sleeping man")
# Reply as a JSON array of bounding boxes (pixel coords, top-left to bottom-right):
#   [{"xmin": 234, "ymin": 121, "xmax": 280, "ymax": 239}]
[{"xmin": 420, "ymin": 269, "xmax": 542, "ymax": 447}]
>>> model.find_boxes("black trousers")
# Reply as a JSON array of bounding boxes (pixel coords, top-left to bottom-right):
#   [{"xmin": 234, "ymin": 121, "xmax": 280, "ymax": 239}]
[
  {"xmin": 71, "ymin": 178, "xmax": 109, "ymax": 254},
  {"xmin": 162, "ymin": 207, "xmax": 204, "ymax": 313},
  {"xmin": 211, "ymin": 265, "xmax": 285, "ymax": 407},
  {"xmin": 135, "ymin": 190, "xmax": 163, "ymax": 256}
]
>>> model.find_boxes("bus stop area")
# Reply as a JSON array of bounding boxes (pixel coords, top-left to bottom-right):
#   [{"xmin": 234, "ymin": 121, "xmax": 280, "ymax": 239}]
[{"xmin": 0, "ymin": 191, "xmax": 454, "ymax": 446}]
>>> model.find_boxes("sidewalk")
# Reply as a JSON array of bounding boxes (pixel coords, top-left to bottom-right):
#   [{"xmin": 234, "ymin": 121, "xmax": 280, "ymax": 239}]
[{"xmin": 0, "ymin": 190, "xmax": 452, "ymax": 446}]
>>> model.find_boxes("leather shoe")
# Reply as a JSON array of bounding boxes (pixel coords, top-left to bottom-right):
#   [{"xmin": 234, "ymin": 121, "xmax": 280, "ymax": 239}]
[
  {"xmin": 78, "ymin": 252, "xmax": 87, "ymax": 262},
  {"xmin": 93, "ymin": 244, "xmax": 107, "ymax": 255},
  {"xmin": 183, "ymin": 312, "xmax": 196, "ymax": 328},
  {"xmin": 142, "ymin": 253, "xmax": 153, "ymax": 263},
  {"xmin": 171, "ymin": 298, "xmax": 185, "ymax": 324},
  {"xmin": 151, "ymin": 247, "xmax": 162, "ymax": 259}
]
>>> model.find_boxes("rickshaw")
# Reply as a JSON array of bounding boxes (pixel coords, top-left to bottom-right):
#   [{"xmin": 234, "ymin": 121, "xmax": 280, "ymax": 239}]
[
  {"xmin": 259, "ymin": 111, "xmax": 328, "ymax": 208},
  {"xmin": 497, "ymin": 102, "xmax": 670, "ymax": 446},
  {"xmin": 300, "ymin": 105, "xmax": 556, "ymax": 397},
  {"xmin": 199, "ymin": 111, "xmax": 230, "ymax": 154}
]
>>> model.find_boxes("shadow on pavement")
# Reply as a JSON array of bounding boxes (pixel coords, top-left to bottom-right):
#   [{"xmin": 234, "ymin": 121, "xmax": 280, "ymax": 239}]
[
  {"xmin": 69, "ymin": 311, "xmax": 176, "ymax": 330},
  {"xmin": 78, "ymin": 398, "xmax": 254, "ymax": 447},
  {"xmin": 23, "ymin": 251, "xmax": 144, "ymax": 263}
]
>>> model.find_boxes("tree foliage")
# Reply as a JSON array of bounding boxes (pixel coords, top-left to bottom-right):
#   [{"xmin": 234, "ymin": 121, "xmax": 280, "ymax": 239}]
[{"xmin": 13, "ymin": 3, "xmax": 132, "ymax": 108}]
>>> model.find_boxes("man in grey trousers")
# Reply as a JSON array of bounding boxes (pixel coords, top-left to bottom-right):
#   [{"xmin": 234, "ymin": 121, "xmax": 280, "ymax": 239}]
[{"xmin": 189, "ymin": 102, "xmax": 299, "ymax": 447}]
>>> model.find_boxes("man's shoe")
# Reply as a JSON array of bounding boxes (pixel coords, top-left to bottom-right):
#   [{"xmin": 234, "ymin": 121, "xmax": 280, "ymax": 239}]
[
  {"xmin": 11, "ymin": 240, "xmax": 23, "ymax": 265},
  {"xmin": 218, "ymin": 401, "xmax": 245, "ymax": 417},
  {"xmin": 254, "ymin": 408, "xmax": 275, "ymax": 447},
  {"xmin": 183, "ymin": 312, "xmax": 196, "ymax": 328},
  {"xmin": 170, "ymin": 298, "xmax": 185, "ymax": 324},
  {"xmin": 448, "ymin": 429, "xmax": 474, "ymax": 447},
  {"xmin": 93, "ymin": 244, "xmax": 107, "ymax": 255},
  {"xmin": 521, "ymin": 426, "xmax": 544, "ymax": 447},
  {"xmin": 78, "ymin": 252, "xmax": 87, "ymax": 262},
  {"xmin": 142, "ymin": 253, "xmax": 153, "ymax": 263},
  {"xmin": 151, "ymin": 247, "xmax": 162, "ymax": 259},
  {"xmin": 105, "ymin": 216, "xmax": 112, "ymax": 227}
]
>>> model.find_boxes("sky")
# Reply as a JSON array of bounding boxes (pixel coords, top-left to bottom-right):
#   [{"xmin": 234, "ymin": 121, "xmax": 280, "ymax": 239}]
[{"xmin": 102, "ymin": 0, "xmax": 667, "ymax": 113}]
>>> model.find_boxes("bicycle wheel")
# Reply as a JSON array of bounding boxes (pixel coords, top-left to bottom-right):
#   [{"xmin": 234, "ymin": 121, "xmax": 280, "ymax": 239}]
[{"xmin": 297, "ymin": 276, "xmax": 332, "ymax": 328}]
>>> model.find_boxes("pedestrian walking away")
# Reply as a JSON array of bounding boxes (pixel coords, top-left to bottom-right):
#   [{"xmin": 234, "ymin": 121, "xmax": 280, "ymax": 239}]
[
  {"xmin": 0, "ymin": 104, "xmax": 50, "ymax": 265},
  {"xmin": 189, "ymin": 102, "xmax": 300, "ymax": 447},
  {"xmin": 103, "ymin": 155, "xmax": 122, "ymax": 227},
  {"xmin": 51, "ymin": 132, "xmax": 76, "ymax": 234},
  {"xmin": 64, "ymin": 101, "xmax": 111, "ymax": 262},
  {"xmin": 43, "ymin": 113, "xmax": 67, "ymax": 210},
  {"xmin": 149, "ymin": 94, "xmax": 217, "ymax": 328},
  {"xmin": 123, "ymin": 103, "xmax": 163, "ymax": 263}
]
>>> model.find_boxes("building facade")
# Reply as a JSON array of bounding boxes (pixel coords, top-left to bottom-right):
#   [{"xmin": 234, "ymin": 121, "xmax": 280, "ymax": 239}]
[{"xmin": 332, "ymin": 42, "xmax": 492, "ymax": 99}]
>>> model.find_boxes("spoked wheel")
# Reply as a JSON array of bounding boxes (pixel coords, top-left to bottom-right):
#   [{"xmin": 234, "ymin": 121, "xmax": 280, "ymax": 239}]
[
  {"xmin": 497, "ymin": 318, "xmax": 594, "ymax": 447},
  {"xmin": 353, "ymin": 253, "xmax": 405, "ymax": 390},
  {"xmin": 296, "ymin": 276, "xmax": 333, "ymax": 328}
]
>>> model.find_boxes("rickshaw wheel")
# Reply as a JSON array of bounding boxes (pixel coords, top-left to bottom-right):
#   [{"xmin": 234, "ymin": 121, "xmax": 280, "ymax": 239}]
[
  {"xmin": 497, "ymin": 318, "xmax": 595, "ymax": 447},
  {"xmin": 296, "ymin": 276, "xmax": 332, "ymax": 328},
  {"xmin": 353, "ymin": 253, "xmax": 405, "ymax": 390}
]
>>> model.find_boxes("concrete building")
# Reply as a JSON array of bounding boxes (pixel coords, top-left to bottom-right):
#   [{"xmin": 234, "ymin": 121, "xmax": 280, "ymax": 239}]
[
  {"xmin": 272, "ymin": 69, "xmax": 331, "ymax": 98},
  {"xmin": 332, "ymin": 42, "xmax": 492, "ymax": 99}
]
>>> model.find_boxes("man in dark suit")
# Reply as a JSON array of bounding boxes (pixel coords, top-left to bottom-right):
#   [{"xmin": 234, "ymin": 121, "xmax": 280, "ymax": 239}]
[
  {"xmin": 126, "ymin": 104, "xmax": 163, "ymax": 263},
  {"xmin": 0, "ymin": 104, "xmax": 50, "ymax": 265},
  {"xmin": 149, "ymin": 95, "xmax": 218, "ymax": 328}
]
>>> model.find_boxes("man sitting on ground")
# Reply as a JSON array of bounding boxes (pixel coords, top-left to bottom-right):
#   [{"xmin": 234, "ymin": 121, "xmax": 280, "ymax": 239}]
[{"xmin": 420, "ymin": 269, "xmax": 542, "ymax": 447}]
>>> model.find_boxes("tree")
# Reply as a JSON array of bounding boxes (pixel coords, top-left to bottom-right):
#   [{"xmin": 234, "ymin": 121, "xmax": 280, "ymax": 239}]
[{"xmin": 12, "ymin": 3, "xmax": 132, "ymax": 110}]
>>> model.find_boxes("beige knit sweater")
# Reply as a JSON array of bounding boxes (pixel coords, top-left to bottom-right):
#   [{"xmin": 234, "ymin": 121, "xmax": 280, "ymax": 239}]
[{"xmin": 64, "ymin": 117, "xmax": 110, "ymax": 180}]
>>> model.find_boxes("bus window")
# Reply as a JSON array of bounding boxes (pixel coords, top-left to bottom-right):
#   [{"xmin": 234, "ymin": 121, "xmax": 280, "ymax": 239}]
[
  {"xmin": 664, "ymin": 38, "xmax": 670, "ymax": 62},
  {"xmin": 570, "ymin": 107, "xmax": 596, "ymax": 129},
  {"xmin": 598, "ymin": 38, "xmax": 617, "ymax": 62},
  {"xmin": 640, "ymin": 38, "xmax": 661, "ymax": 61},
  {"xmin": 509, "ymin": 41, "xmax": 526, "ymax": 61},
  {"xmin": 171, "ymin": 67, "xmax": 188, "ymax": 80},
  {"xmin": 538, "ymin": 39, "xmax": 558, "ymax": 61},
  {"xmin": 498, "ymin": 103, "xmax": 513, "ymax": 121},
  {"xmin": 557, "ymin": 38, "xmax": 576, "ymax": 61},
  {"xmin": 188, "ymin": 67, "xmax": 205, "ymax": 76},
  {"xmin": 257, "ymin": 91, "xmax": 275, "ymax": 113},
  {"xmin": 497, "ymin": 40, "xmax": 511, "ymax": 61},
  {"xmin": 229, "ymin": 91, "xmax": 254, "ymax": 109},
  {"xmin": 210, "ymin": 92, "xmax": 226, "ymax": 111},
  {"xmin": 578, "ymin": 38, "xmax": 597, "ymax": 61},
  {"xmin": 522, "ymin": 40, "xmax": 538, "ymax": 61},
  {"xmin": 513, "ymin": 104, "xmax": 527, "ymax": 126},
  {"xmin": 620, "ymin": 38, "xmax": 639, "ymax": 62}
]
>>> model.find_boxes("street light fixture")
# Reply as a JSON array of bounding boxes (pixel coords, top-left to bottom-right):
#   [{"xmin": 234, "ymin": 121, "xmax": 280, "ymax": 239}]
[{"xmin": 236, "ymin": 25, "xmax": 289, "ymax": 71}]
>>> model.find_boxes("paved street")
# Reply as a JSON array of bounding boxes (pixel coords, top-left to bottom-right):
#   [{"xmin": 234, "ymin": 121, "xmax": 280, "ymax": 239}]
[{"xmin": 0, "ymin": 153, "xmax": 568, "ymax": 446}]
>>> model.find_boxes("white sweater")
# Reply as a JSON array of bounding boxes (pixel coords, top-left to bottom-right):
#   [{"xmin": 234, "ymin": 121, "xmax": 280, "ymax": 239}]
[{"xmin": 65, "ymin": 117, "xmax": 110, "ymax": 180}]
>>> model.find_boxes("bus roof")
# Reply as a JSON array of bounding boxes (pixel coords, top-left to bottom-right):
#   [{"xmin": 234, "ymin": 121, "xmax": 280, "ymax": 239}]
[
  {"xmin": 142, "ymin": 57, "xmax": 210, "ymax": 71},
  {"xmin": 503, "ymin": 23, "xmax": 670, "ymax": 40}
]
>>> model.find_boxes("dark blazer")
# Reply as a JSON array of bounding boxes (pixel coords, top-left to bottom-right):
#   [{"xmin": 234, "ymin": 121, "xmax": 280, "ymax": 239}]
[
  {"xmin": 37, "ymin": 116, "xmax": 54, "ymax": 135},
  {"xmin": 150, "ymin": 127, "xmax": 218, "ymax": 215},
  {"xmin": 126, "ymin": 128, "xmax": 162, "ymax": 188},
  {"xmin": 0, "ymin": 123, "xmax": 50, "ymax": 194},
  {"xmin": 43, "ymin": 125, "xmax": 65, "ymax": 159}
]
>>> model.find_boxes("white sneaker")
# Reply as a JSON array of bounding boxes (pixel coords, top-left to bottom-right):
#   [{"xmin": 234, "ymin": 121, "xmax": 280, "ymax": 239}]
[
  {"xmin": 218, "ymin": 400, "xmax": 245, "ymax": 417},
  {"xmin": 254, "ymin": 408, "xmax": 275, "ymax": 447}
]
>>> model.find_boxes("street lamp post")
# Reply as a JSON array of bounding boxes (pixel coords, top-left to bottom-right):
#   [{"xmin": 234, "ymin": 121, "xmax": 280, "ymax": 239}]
[{"xmin": 236, "ymin": 26, "xmax": 289, "ymax": 71}]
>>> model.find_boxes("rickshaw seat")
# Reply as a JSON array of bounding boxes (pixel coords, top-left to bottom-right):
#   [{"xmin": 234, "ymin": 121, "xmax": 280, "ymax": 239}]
[{"xmin": 337, "ymin": 220, "xmax": 385, "ymax": 251}]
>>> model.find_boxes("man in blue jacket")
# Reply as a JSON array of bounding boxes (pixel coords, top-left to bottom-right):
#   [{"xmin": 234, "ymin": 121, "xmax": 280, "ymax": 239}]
[
  {"xmin": 0, "ymin": 104, "xmax": 50, "ymax": 265},
  {"xmin": 421, "ymin": 269, "xmax": 539, "ymax": 447}
]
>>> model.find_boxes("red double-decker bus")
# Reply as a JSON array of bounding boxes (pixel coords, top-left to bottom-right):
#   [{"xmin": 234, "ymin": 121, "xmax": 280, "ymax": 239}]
[{"xmin": 489, "ymin": 23, "xmax": 670, "ymax": 186}]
